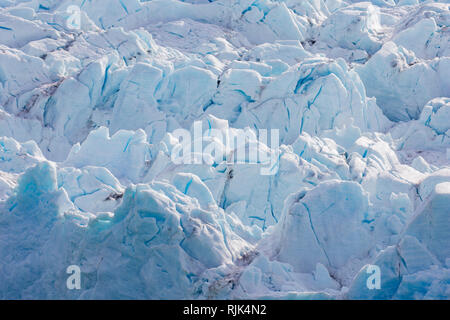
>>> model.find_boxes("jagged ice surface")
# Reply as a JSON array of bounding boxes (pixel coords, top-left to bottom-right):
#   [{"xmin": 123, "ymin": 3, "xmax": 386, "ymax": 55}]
[{"xmin": 0, "ymin": 0, "xmax": 449, "ymax": 299}]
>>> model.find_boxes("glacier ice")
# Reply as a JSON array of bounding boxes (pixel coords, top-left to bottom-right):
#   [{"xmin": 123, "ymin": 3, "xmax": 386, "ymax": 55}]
[{"xmin": 0, "ymin": 0, "xmax": 449, "ymax": 299}]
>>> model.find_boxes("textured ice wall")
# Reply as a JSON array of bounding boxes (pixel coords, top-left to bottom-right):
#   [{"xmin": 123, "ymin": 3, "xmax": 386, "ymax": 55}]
[{"xmin": 0, "ymin": 0, "xmax": 449, "ymax": 299}]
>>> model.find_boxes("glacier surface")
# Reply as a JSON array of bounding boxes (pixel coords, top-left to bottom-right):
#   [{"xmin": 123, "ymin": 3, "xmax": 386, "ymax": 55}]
[{"xmin": 0, "ymin": 0, "xmax": 449, "ymax": 299}]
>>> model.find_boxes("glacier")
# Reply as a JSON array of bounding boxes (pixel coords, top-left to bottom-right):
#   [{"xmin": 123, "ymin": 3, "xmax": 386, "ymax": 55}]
[{"xmin": 0, "ymin": 0, "xmax": 449, "ymax": 299}]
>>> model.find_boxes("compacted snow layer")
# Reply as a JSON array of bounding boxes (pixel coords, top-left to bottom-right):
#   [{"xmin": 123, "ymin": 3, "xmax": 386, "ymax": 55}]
[{"xmin": 0, "ymin": 0, "xmax": 449, "ymax": 299}]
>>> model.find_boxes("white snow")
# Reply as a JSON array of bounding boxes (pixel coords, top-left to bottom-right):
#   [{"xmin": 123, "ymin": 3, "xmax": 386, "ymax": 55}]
[{"xmin": 0, "ymin": 0, "xmax": 448, "ymax": 299}]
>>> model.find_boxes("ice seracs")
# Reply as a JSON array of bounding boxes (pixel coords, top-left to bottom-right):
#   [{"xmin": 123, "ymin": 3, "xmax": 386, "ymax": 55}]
[{"xmin": 0, "ymin": 0, "xmax": 448, "ymax": 299}]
